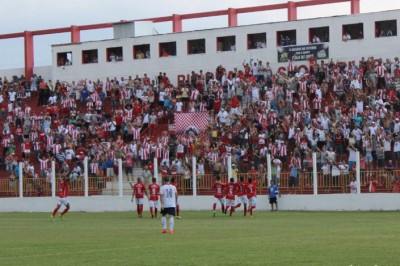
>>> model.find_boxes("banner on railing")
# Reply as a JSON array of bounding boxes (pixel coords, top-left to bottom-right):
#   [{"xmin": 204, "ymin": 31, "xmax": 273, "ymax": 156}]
[
  {"xmin": 174, "ymin": 112, "xmax": 209, "ymax": 137},
  {"xmin": 277, "ymin": 43, "xmax": 329, "ymax": 62}
]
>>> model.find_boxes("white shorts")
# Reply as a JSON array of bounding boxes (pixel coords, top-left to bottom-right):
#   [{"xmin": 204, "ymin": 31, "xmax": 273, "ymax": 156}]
[
  {"xmin": 237, "ymin": 195, "xmax": 248, "ymax": 205},
  {"xmin": 135, "ymin": 198, "xmax": 144, "ymax": 205},
  {"xmin": 226, "ymin": 199, "xmax": 235, "ymax": 207},
  {"xmin": 213, "ymin": 197, "xmax": 225, "ymax": 205},
  {"xmin": 149, "ymin": 200, "xmax": 158, "ymax": 208},
  {"xmin": 248, "ymin": 196, "xmax": 257, "ymax": 207},
  {"xmin": 57, "ymin": 198, "xmax": 69, "ymax": 206}
]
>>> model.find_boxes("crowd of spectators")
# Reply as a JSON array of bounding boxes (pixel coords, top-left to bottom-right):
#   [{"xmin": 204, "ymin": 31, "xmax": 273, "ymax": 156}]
[{"xmin": 1, "ymin": 54, "xmax": 400, "ymax": 192}]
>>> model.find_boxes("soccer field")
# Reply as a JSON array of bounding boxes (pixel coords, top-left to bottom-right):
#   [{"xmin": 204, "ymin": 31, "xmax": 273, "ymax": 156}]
[{"xmin": 0, "ymin": 211, "xmax": 398, "ymax": 266}]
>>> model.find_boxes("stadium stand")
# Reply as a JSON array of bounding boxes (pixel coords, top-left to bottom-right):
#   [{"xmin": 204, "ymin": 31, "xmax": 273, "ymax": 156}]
[{"xmin": 1, "ymin": 55, "xmax": 400, "ymax": 197}]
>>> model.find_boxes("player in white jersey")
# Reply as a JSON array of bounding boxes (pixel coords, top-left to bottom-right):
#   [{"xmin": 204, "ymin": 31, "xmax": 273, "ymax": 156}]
[{"xmin": 159, "ymin": 177, "xmax": 178, "ymax": 234}]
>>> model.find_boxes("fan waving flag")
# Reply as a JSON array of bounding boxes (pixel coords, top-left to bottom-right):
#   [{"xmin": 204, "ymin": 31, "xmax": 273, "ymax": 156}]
[{"xmin": 174, "ymin": 112, "xmax": 209, "ymax": 136}]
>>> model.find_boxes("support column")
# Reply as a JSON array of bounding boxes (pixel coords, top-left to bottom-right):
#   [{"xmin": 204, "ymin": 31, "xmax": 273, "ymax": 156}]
[
  {"xmin": 267, "ymin": 153, "xmax": 272, "ymax": 187},
  {"xmin": 192, "ymin": 156, "xmax": 197, "ymax": 196},
  {"xmin": 118, "ymin": 159, "xmax": 123, "ymax": 197},
  {"xmin": 84, "ymin": 157, "xmax": 88, "ymax": 197},
  {"xmin": 227, "ymin": 154, "xmax": 232, "ymax": 181},
  {"xmin": 172, "ymin": 14, "xmax": 182, "ymax": 33},
  {"xmin": 24, "ymin": 31, "xmax": 34, "ymax": 82},
  {"xmin": 350, "ymin": 0, "xmax": 360, "ymax": 14},
  {"xmin": 71, "ymin": 25, "xmax": 81, "ymax": 43},
  {"xmin": 228, "ymin": 8, "xmax": 238, "ymax": 27},
  {"xmin": 153, "ymin": 157, "xmax": 158, "ymax": 183},
  {"xmin": 356, "ymin": 151, "xmax": 361, "ymax": 194},
  {"xmin": 312, "ymin": 153, "xmax": 318, "ymax": 195},
  {"xmin": 51, "ymin": 160, "xmax": 56, "ymax": 197},
  {"xmin": 19, "ymin": 162, "xmax": 24, "ymax": 198},
  {"xmin": 287, "ymin": 1, "xmax": 297, "ymax": 21}
]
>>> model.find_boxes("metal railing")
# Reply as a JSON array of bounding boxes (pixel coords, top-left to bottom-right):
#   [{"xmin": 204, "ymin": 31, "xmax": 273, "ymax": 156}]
[{"xmin": 0, "ymin": 176, "xmax": 112, "ymax": 197}]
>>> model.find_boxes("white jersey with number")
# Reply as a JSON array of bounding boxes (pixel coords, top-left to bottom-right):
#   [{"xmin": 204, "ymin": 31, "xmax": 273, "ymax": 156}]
[{"xmin": 160, "ymin": 184, "xmax": 177, "ymax": 208}]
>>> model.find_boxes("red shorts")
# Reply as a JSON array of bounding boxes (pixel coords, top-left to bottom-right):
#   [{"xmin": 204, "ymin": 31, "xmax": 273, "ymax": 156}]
[{"xmin": 177, "ymin": 152, "xmax": 184, "ymax": 159}]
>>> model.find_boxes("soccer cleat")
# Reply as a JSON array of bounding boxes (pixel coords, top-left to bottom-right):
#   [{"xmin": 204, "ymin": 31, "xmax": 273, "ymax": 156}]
[
  {"xmin": 213, "ymin": 211, "xmax": 216, "ymax": 217},
  {"xmin": 169, "ymin": 230, "xmax": 174, "ymax": 235},
  {"xmin": 176, "ymin": 216, "xmax": 181, "ymax": 219},
  {"xmin": 151, "ymin": 215, "xmax": 154, "ymax": 219},
  {"xmin": 51, "ymin": 215, "xmax": 55, "ymax": 222},
  {"xmin": 162, "ymin": 229, "xmax": 167, "ymax": 234},
  {"xmin": 59, "ymin": 214, "xmax": 64, "ymax": 221}
]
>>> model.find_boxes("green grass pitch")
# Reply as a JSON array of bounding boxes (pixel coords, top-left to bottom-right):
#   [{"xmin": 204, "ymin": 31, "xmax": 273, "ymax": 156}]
[{"xmin": 0, "ymin": 211, "xmax": 398, "ymax": 266}]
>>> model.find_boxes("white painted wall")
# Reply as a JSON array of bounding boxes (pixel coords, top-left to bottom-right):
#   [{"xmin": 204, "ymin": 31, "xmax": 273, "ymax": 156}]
[
  {"xmin": 0, "ymin": 66, "xmax": 52, "ymax": 82},
  {"xmin": 1, "ymin": 194, "xmax": 399, "ymax": 212},
  {"xmin": 50, "ymin": 10, "xmax": 400, "ymax": 85}
]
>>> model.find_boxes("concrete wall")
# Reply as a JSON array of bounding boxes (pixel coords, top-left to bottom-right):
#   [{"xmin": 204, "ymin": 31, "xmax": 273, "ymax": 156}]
[
  {"xmin": 1, "ymin": 194, "xmax": 399, "ymax": 212},
  {"xmin": 0, "ymin": 66, "xmax": 52, "ymax": 82},
  {"xmin": 50, "ymin": 10, "xmax": 400, "ymax": 84}
]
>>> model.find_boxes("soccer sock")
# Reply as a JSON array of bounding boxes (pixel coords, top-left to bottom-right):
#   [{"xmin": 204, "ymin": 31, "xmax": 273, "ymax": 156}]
[
  {"xmin": 176, "ymin": 205, "xmax": 180, "ymax": 216},
  {"xmin": 52, "ymin": 206, "xmax": 60, "ymax": 217},
  {"xmin": 161, "ymin": 217, "xmax": 166, "ymax": 229},
  {"xmin": 225, "ymin": 206, "xmax": 229, "ymax": 213},
  {"xmin": 244, "ymin": 204, "xmax": 247, "ymax": 216},
  {"xmin": 155, "ymin": 208, "xmax": 158, "ymax": 217},
  {"xmin": 250, "ymin": 206, "xmax": 255, "ymax": 215},
  {"xmin": 222, "ymin": 204, "xmax": 225, "ymax": 213},
  {"xmin": 150, "ymin": 207, "xmax": 154, "ymax": 217},
  {"xmin": 169, "ymin": 217, "xmax": 174, "ymax": 231},
  {"xmin": 235, "ymin": 203, "xmax": 241, "ymax": 208},
  {"xmin": 137, "ymin": 205, "xmax": 140, "ymax": 215},
  {"xmin": 61, "ymin": 208, "xmax": 69, "ymax": 216},
  {"xmin": 212, "ymin": 203, "xmax": 216, "ymax": 211},
  {"xmin": 230, "ymin": 207, "xmax": 234, "ymax": 216}
]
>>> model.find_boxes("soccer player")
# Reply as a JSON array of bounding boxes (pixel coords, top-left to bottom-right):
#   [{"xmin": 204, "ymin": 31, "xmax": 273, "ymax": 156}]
[
  {"xmin": 146, "ymin": 178, "xmax": 160, "ymax": 218},
  {"xmin": 268, "ymin": 180, "xmax": 280, "ymax": 211},
  {"xmin": 246, "ymin": 177, "xmax": 258, "ymax": 217},
  {"xmin": 160, "ymin": 177, "xmax": 178, "ymax": 234},
  {"xmin": 212, "ymin": 175, "xmax": 225, "ymax": 217},
  {"xmin": 235, "ymin": 176, "xmax": 248, "ymax": 216},
  {"xmin": 130, "ymin": 177, "xmax": 146, "ymax": 218},
  {"xmin": 170, "ymin": 177, "xmax": 181, "ymax": 218},
  {"xmin": 51, "ymin": 163, "xmax": 71, "ymax": 221},
  {"xmin": 225, "ymin": 178, "xmax": 237, "ymax": 216}
]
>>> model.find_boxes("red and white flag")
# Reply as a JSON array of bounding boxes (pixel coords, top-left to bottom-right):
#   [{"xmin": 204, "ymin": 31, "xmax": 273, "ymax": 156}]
[{"xmin": 174, "ymin": 112, "xmax": 209, "ymax": 136}]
